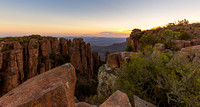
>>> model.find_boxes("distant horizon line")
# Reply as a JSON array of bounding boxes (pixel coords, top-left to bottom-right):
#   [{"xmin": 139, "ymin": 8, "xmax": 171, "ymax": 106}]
[{"xmin": 0, "ymin": 35, "xmax": 128, "ymax": 38}]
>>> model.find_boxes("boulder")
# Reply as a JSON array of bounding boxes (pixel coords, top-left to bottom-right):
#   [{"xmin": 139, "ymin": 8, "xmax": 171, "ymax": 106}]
[
  {"xmin": 100, "ymin": 90, "xmax": 132, "ymax": 107},
  {"xmin": 0, "ymin": 63, "xmax": 76, "ymax": 107},
  {"xmin": 180, "ymin": 45, "xmax": 200, "ymax": 62},
  {"xmin": 154, "ymin": 43, "xmax": 165, "ymax": 51},
  {"xmin": 134, "ymin": 95, "xmax": 156, "ymax": 107},
  {"xmin": 184, "ymin": 41, "xmax": 191, "ymax": 47},
  {"xmin": 75, "ymin": 102, "xmax": 97, "ymax": 107},
  {"xmin": 107, "ymin": 53, "xmax": 120, "ymax": 68},
  {"xmin": 119, "ymin": 52, "xmax": 134, "ymax": 66},
  {"xmin": 107, "ymin": 52, "xmax": 134, "ymax": 68},
  {"xmin": 191, "ymin": 39, "xmax": 200, "ymax": 46},
  {"xmin": 97, "ymin": 64, "xmax": 118, "ymax": 99},
  {"xmin": 172, "ymin": 40, "xmax": 185, "ymax": 50}
]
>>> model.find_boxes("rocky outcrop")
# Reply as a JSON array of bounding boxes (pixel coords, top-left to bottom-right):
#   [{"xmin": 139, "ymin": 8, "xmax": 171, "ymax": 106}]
[
  {"xmin": 27, "ymin": 39, "xmax": 39, "ymax": 79},
  {"xmin": 0, "ymin": 63, "xmax": 76, "ymax": 107},
  {"xmin": 0, "ymin": 36, "xmax": 101, "ymax": 97},
  {"xmin": 171, "ymin": 40, "xmax": 191, "ymax": 50},
  {"xmin": 99, "ymin": 90, "xmax": 132, "ymax": 107},
  {"xmin": 180, "ymin": 45, "xmax": 200, "ymax": 62},
  {"xmin": 97, "ymin": 64, "xmax": 118, "ymax": 99},
  {"xmin": 134, "ymin": 95, "xmax": 156, "ymax": 107},
  {"xmin": 154, "ymin": 43, "xmax": 165, "ymax": 51},
  {"xmin": 98, "ymin": 52, "xmax": 134, "ymax": 99},
  {"xmin": 0, "ymin": 41, "xmax": 24, "ymax": 96},
  {"xmin": 92, "ymin": 51, "xmax": 101, "ymax": 74},
  {"xmin": 127, "ymin": 23, "xmax": 200, "ymax": 52},
  {"xmin": 127, "ymin": 29, "xmax": 143, "ymax": 52},
  {"xmin": 107, "ymin": 52, "xmax": 134, "ymax": 69}
]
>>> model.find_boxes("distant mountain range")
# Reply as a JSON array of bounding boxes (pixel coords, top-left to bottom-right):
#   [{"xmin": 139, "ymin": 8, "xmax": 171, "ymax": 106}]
[
  {"xmin": 57, "ymin": 36, "xmax": 126, "ymax": 46},
  {"xmin": 92, "ymin": 42, "xmax": 127, "ymax": 61}
]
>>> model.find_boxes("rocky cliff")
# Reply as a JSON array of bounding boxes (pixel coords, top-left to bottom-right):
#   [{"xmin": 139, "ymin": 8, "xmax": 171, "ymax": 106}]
[
  {"xmin": 0, "ymin": 35, "xmax": 101, "ymax": 96},
  {"xmin": 127, "ymin": 23, "xmax": 200, "ymax": 52}
]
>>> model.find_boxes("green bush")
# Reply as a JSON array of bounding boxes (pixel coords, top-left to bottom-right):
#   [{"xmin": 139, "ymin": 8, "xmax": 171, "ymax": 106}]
[
  {"xmin": 2, "ymin": 45, "xmax": 10, "ymax": 52},
  {"xmin": 125, "ymin": 45, "xmax": 133, "ymax": 52},
  {"xmin": 140, "ymin": 34, "xmax": 158, "ymax": 47},
  {"xmin": 178, "ymin": 31, "xmax": 190, "ymax": 40},
  {"xmin": 115, "ymin": 47, "xmax": 200, "ymax": 106},
  {"xmin": 161, "ymin": 30, "xmax": 180, "ymax": 48},
  {"xmin": 49, "ymin": 52, "xmax": 56, "ymax": 60},
  {"xmin": 161, "ymin": 30, "xmax": 180, "ymax": 40},
  {"xmin": 30, "ymin": 35, "xmax": 41, "ymax": 39}
]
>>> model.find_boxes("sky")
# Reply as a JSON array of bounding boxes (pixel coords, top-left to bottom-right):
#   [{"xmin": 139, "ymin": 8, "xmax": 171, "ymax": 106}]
[{"xmin": 0, "ymin": 0, "xmax": 200, "ymax": 37}]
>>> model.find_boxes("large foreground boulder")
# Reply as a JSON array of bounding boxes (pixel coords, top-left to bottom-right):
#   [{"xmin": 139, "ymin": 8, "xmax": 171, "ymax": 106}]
[
  {"xmin": 99, "ymin": 90, "xmax": 132, "ymax": 107},
  {"xmin": 0, "ymin": 63, "xmax": 76, "ymax": 107}
]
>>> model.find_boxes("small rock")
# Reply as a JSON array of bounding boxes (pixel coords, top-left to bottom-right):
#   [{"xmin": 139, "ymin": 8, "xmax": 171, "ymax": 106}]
[
  {"xmin": 100, "ymin": 90, "xmax": 132, "ymax": 107},
  {"xmin": 134, "ymin": 95, "xmax": 156, "ymax": 107},
  {"xmin": 75, "ymin": 102, "xmax": 97, "ymax": 107},
  {"xmin": 154, "ymin": 43, "xmax": 165, "ymax": 51}
]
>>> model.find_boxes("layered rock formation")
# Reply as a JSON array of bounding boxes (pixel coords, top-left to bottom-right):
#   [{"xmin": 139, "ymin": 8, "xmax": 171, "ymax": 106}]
[
  {"xmin": 0, "ymin": 62, "xmax": 153, "ymax": 107},
  {"xmin": 0, "ymin": 63, "xmax": 76, "ymax": 107},
  {"xmin": 0, "ymin": 36, "xmax": 101, "ymax": 96}
]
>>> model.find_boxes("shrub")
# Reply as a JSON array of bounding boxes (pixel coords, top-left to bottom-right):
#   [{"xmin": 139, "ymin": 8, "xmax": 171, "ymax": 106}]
[
  {"xmin": 2, "ymin": 45, "xmax": 10, "ymax": 52},
  {"xmin": 178, "ymin": 31, "xmax": 190, "ymax": 40},
  {"xmin": 34, "ymin": 43, "xmax": 38, "ymax": 49},
  {"xmin": 161, "ymin": 30, "xmax": 180, "ymax": 40},
  {"xmin": 161, "ymin": 30, "xmax": 180, "ymax": 48},
  {"xmin": 49, "ymin": 52, "xmax": 56, "ymax": 60},
  {"xmin": 178, "ymin": 19, "xmax": 189, "ymax": 25},
  {"xmin": 140, "ymin": 34, "xmax": 158, "ymax": 47},
  {"xmin": 125, "ymin": 45, "xmax": 133, "ymax": 52},
  {"xmin": 30, "ymin": 35, "xmax": 41, "ymax": 39},
  {"xmin": 115, "ymin": 47, "xmax": 200, "ymax": 106}
]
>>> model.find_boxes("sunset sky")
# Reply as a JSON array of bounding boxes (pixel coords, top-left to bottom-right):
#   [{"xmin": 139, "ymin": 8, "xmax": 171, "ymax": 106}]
[{"xmin": 0, "ymin": 0, "xmax": 200, "ymax": 37}]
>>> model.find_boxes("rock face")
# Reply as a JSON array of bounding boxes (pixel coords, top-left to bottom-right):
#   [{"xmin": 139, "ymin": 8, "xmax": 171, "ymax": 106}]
[
  {"xmin": 0, "ymin": 36, "xmax": 101, "ymax": 97},
  {"xmin": 0, "ymin": 63, "xmax": 76, "ymax": 107},
  {"xmin": 134, "ymin": 95, "xmax": 156, "ymax": 107},
  {"xmin": 97, "ymin": 64, "xmax": 118, "ymax": 99},
  {"xmin": 99, "ymin": 90, "xmax": 132, "ymax": 107},
  {"xmin": 180, "ymin": 45, "xmax": 200, "ymax": 62},
  {"xmin": 0, "ymin": 41, "xmax": 24, "ymax": 96},
  {"xmin": 107, "ymin": 52, "xmax": 134, "ymax": 69},
  {"xmin": 154, "ymin": 43, "xmax": 165, "ymax": 51},
  {"xmin": 98, "ymin": 52, "xmax": 134, "ymax": 99}
]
